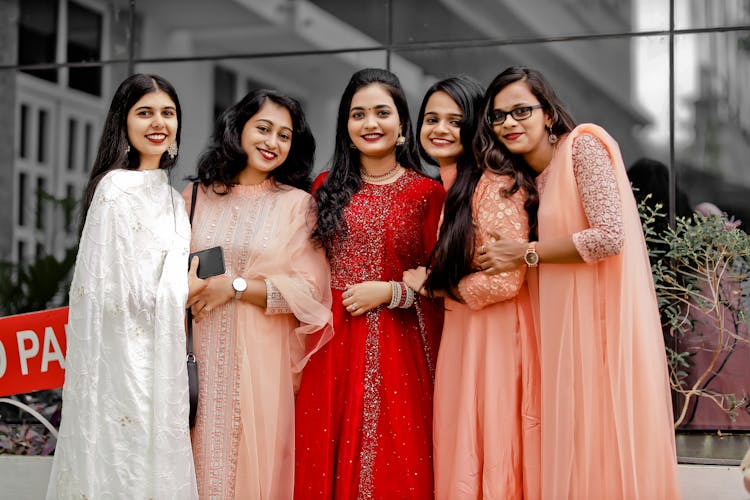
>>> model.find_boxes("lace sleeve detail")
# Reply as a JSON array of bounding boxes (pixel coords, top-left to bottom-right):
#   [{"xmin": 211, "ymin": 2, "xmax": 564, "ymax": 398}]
[
  {"xmin": 264, "ymin": 278, "xmax": 293, "ymax": 315},
  {"xmin": 457, "ymin": 174, "xmax": 528, "ymax": 311},
  {"xmin": 571, "ymin": 133, "xmax": 624, "ymax": 262}
]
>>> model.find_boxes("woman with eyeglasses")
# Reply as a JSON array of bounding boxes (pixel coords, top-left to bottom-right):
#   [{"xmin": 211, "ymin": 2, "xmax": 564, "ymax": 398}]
[
  {"xmin": 476, "ymin": 66, "xmax": 680, "ymax": 499},
  {"xmin": 404, "ymin": 76, "xmax": 541, "ymax": 499}
]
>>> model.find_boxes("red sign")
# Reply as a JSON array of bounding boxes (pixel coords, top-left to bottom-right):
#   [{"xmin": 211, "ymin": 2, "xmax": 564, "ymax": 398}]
[{"xmin": 0, "ymin": 307, "xmax": 68, "ymax": 397}]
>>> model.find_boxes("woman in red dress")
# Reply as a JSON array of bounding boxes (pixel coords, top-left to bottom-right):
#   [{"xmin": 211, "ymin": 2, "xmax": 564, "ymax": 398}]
[{"xmin": 294, "ymin": 68, "xmax": 445, "ymax": 499}]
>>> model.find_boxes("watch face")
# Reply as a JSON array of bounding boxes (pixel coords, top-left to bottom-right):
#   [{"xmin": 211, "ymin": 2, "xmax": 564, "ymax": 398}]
[
  {"xmin": 525, "ymin": 251, "xmax": 539, "ymax": 266},
  {"xmin": 232, "ymin": 277, "xmax": 248, "ymax": 292}
]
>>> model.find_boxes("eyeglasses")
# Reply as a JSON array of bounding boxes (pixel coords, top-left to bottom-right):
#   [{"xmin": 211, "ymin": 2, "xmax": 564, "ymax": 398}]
[{"xmin": 488, "ymin": 104, "xmax": 544, "ymax": 125}]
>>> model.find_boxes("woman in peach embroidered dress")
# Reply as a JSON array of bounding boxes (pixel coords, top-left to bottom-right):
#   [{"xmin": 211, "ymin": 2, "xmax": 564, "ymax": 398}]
[
  {"xmin": 478, "ymin": 66, "xmax": 680, "ymax": 499},
  {"xmin": 406, "ymin": 76, "xmax": 540, "ymax": 499},
  {"xmin": 184, "ymin": 90, "xmax": 333, "ymax": 499}
]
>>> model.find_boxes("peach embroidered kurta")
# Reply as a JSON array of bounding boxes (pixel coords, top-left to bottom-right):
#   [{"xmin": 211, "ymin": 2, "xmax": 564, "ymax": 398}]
[
  {"xmin": 433, "ymin": 171, "xmax": 540, "ymax": 500},
  {"xmin": 534, "ymin": 124, "xmax": 680, "ymax": 500},
  {"xmin": 183, "ymin": 181, "xmax": 333, "ymax": 500}
]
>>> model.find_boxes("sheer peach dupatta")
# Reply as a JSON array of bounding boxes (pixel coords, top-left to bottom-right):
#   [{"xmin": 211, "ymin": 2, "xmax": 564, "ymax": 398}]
[
  {"xmin": 233, "ymin": 190, "xmax": 333, "ymax": 499},
  {"xmin": 535, "ymin": 124, "xmax": 680, "ymax": 499}
]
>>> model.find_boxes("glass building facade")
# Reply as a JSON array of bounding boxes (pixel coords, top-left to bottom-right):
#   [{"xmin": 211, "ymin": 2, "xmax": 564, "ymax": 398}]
[{"xmin": 0, "ymin": 0, "xmax": 748, "ymax": 455}]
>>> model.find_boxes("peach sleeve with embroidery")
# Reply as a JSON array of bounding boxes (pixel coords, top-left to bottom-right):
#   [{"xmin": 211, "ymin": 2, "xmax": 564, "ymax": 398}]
[
  {"xmin": 570, "ymin": 133, "xmax": 625, "ymax": 263},
  {"xmin": 457, "ymin": 172, "xmax": 529, "ymax": 311}
]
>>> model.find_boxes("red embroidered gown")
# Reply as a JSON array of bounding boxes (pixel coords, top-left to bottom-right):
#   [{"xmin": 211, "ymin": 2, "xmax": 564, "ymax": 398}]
[{"xmin": 295, "ymin": 169, "xmax": 445, "ymax": 499}]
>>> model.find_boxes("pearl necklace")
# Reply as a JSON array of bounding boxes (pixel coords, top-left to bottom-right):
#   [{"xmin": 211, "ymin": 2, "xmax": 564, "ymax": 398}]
[{"xmin": 360, "ymin": 163, "xmax": 401, "ymax": 183}]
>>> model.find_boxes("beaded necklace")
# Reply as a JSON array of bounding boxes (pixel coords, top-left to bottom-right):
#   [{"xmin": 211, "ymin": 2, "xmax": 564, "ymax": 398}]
[{"xmin": 360, "ymin": 163, "xmax": 401, "ymax": 184}]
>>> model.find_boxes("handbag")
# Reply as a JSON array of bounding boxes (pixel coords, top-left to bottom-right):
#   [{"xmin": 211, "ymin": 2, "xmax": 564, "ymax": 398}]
[{"xmin": 186, "ymin": 181, "xmax": 200, "ymax": 428}]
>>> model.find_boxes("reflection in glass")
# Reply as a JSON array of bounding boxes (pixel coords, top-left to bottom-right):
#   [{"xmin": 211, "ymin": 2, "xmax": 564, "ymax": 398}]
[
  {"xmin": 675, "ymin": 32, "xmax": 750, "ymax": 225},
  {"xmin": 67, "ymin": 118, "xmax": 77, "ymax": 171},
  {"xmin": 37, "ymin": 108, "xmax": 48, "ymax": 164},
  {"xmin": 675, "ymin": 0, "xmax": 750, "ymax": 30},
  {"xmin": 84, "ymin": 122, "xmax": 93, "ymax": 172},
  {"xmin": 36, "ymin": 177, "xmax": 46, "ymax": 230},
  {"xmin": 213, "ymin": 65, "xmax": 238, "ymax": 122},
  {"xmin": 67, "ymin": 1, "xmax": 103, "ymax": 95},
  {"xmin": 19, "ymin": 104, "xmax": 29, "ymax": 159},
  {"xmin": 18, "ymin": 172, "xmax": 27, "ymax": 227},
  {"xmin": 307, "ymin": 0, "xmax": 388, "ymax": 44},
  {"xmin": 393, "ymin": 0, "xmax": 637, "ymax": 43},
  {"xmin": 18, "ymin": 0, "xmax": 58, "ymax": 82}
]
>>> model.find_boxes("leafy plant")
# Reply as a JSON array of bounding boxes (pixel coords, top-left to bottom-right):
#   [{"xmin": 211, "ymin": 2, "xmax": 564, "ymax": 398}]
[
  {"xmin": 640, "ymin": 200, "xmax": 750, "ymax": 427},
  {"xmin": 0, "ymin": 189, "xmax": 77, "ymax": 454}
]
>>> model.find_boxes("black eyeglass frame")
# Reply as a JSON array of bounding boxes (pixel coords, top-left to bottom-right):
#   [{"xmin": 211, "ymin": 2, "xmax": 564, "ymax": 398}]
[{"xmin": 487, "ymin": 104, "xmax": 545, "ymax": 126}]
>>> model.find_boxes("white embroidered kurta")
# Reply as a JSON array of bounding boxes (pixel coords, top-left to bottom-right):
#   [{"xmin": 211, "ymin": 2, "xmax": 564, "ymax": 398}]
[{"xmin": 46, "ymin": 168, "xmax": 198, "ymax": 500}]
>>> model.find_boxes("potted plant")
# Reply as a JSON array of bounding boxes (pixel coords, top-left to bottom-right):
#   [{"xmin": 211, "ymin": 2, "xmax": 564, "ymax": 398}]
[{"xmin": 640, "ymin": 201, "xmax": 750, "ymax": 428}]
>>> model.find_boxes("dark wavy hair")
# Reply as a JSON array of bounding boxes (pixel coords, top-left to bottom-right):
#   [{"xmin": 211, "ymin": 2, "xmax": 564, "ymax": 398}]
[
  {"xmin": 80, "ymin": 73, "xmax": 181, "ymax": 233},
  {"xmin": 415, "ymin": 76, "xmax": 486, "ymax": 299},
  {"xmin": 474, "ymin": 66, "xmax": 577, "ymax": 240},
  {"xmin": 194, "ymin": 89, "xmax": 315, "ymax": 193},
  {"xmin": 312, "ymin": 68, "xmax": 423, "ymax": 254}
]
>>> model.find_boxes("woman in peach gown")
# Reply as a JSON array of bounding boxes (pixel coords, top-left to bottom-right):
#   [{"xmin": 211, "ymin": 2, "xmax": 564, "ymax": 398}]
[
  {"xmin": 478, "ymin": 66, "xmax": 680, "ymax": 499},
  {"xmin": 184, "ymin": 89, "xmax": 333, "ymax": 499},
  {"xmin": 405, "ymin": 76, "xmax": 540, "ymax": 499}
]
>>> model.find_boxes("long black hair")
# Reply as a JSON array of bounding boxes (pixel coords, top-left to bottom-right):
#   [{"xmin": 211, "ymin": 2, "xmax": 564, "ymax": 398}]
[
  {"xmin": 474, "ymin": 66, "xmax": 577, "ymax": 240},
  {"xmin": 195, "ymin": 89, "xmax": 315, "ymax": 193},
  {"xmin": 80, "ymin": 73, "xmax": 182, "ymax": 233},
  {"xmin": 312, "ymin": 68, "xmax": 423, "ymax": 254},
  {"xmin": 415, "ymin": 76, "xmax": 486, "ymax": 299}
]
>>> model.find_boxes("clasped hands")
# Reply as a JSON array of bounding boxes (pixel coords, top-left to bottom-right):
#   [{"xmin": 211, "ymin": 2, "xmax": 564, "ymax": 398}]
[
  {"xmin": 401, "ymin": 230, "xmax": 527, "ymax": 295},
  {"xmin": 476, "ymin": 230, "xmax": 526, "ymax": 275}
]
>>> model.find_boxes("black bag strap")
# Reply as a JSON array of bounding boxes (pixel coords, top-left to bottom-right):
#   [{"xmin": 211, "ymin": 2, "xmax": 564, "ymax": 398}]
[{"xmin": 187, "ymin": 181, "xmax": 199, "ymax": 355}]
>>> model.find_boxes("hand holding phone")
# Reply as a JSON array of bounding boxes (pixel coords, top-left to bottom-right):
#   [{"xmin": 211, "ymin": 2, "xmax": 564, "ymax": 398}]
[{"xmin": 188, "ymin": 246, "xmax": 226, "ymax": 279}]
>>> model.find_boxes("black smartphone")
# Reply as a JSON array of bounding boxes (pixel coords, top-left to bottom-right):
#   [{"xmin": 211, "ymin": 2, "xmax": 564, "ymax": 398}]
[{"xmin": 188, "ymin": 246, "xmax": 226, "ymax": 279}]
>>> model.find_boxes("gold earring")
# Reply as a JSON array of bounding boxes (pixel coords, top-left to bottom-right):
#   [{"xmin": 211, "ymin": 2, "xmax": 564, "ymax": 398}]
[
  {"xmin": 168, "ymin": 142, "xmax": 178, "ymax": 159},
  {"xmin": 396, "ymin": 134, "xmax": 405, "ymax": 146}
]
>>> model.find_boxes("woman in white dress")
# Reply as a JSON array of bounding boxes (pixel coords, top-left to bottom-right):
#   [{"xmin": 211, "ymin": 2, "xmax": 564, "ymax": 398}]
[{"xmin": 46, "ymin": 74, "xmax": 202, "ymax": 499}]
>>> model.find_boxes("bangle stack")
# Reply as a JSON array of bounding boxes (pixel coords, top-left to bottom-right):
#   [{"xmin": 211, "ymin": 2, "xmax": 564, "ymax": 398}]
[{"xmin": 388, "ymin": 281, "xmax": 416, "ymax": 309}]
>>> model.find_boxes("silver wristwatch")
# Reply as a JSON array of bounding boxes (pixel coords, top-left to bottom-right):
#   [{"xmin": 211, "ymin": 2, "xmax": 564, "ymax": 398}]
[{"xmin": 232, "ymin": 277, "xmax": 248, "ymax": 300}]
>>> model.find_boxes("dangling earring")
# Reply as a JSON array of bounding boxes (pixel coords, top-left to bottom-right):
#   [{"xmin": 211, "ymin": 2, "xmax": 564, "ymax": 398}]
[
  {"xmin": 349, "ymin": 142, "xmax": 357, "ymax": 150},
  {"xmin": 547, "ymin": 126, "xmax": 558, "ymax": 145},
  {"xmin": 125, "ymin": 145, "xmax": 131, "ymax": 154},
  {"xmin": 396, "ymin": 133, "xmax": 405, "ymax": 146},
  {"xmin": 168, "ymin": 142, "xmax": 179, "ymax": 159}
]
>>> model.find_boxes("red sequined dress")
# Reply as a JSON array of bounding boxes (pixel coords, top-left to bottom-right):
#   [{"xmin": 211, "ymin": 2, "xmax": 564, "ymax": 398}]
[{"xmin": 294, "ymin": 169, "xmax": 445, "ymax": 499}]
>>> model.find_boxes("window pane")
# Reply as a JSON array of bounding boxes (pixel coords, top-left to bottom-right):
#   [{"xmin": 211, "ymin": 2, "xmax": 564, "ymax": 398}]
[
  {"xmin": 17, "ymin": 240, "xmax": 27, "ymax": 265},
  {"xmin": 18, "ymin": 0, "xmax": 58, "ymax": 82},
  {"xmin": 65, "ymin": 183, "xmax": 75, "ymax": 234},
  {"xmin": 37, "ymin": 108, "xmax": 48, "ymax": 164},
  {"xmin": 308, "ymin": 0, "xmax": 388, "ymax": 44},
  {"xmin": 675, "ymin": 32, "xmax": 750, "ymax": 227},
  {"xmin": 84, "ymin": 122, "xmax": 93, "ymax": 172},
  {"xmin": 36, "ymin": 177, "xmax": 46, "ymax": 230},
  {"xmin": 67, "ymin": 1, "xmax": 103, "ymax": 95},
  {"xmin": 19, "ymin": 104, "xmax": 29, "ymax": 159},
  {"xmin": 675, "ymin": 0, "xmax": 750, "ymax": 29},
  {"xmin": 392, "ymin": 0, "xmax": 661, "ymax": 44},
  {"xmin": 18, "ymin": 172, "xmax": 27, "ymax": 227},
  {"xmin": 133, "ymin": 0, "xmax": 385, "ymax": 60},
  {"xmin": 213, "ymin": 66, "xmax": 237, "ymax": 123},
  {"xmin": 67, "ymin": 118, "xmax": 77, "ymax": 171}
]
